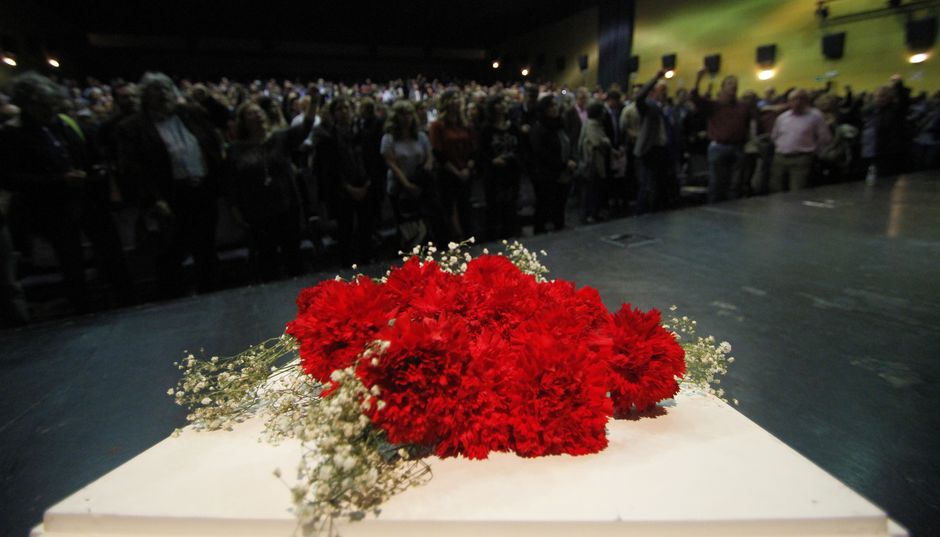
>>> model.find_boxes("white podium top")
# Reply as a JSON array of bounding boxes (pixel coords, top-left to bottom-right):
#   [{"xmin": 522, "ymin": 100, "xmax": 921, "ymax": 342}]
[{"xmin": 32, "ymin": 392, "xmax": 906, "ymax": 537}]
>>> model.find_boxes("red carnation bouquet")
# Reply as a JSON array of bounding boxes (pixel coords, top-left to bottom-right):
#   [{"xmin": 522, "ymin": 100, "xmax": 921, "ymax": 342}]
[
  {"xmin": 287, "ymin": 254, "xmax": 685, "ymax": 460},
  {"xmin": 172, "ymin": 240, "xmax": 732, "ymax": 535}
]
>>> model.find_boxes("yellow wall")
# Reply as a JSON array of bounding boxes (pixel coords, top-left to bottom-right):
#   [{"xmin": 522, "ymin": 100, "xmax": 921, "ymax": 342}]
[
  {"xmin": 499, "ymin": 7, "xmax": 600, "ymax": 88},
  {"xmin": 633, "ymin": 0, "xmax": 938, "ymax": 93}
]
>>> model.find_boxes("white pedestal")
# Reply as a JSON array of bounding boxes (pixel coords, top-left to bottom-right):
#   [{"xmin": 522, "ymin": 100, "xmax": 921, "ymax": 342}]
[{"xmin": 31, "ymin": 392, "xmax": 907, "ymax": 537}]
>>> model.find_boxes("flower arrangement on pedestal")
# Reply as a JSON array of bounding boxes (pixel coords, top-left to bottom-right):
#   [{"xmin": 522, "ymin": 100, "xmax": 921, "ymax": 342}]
[{"xmin": 171, "ymin": 239, "xmax": 734, "ymax": 535}]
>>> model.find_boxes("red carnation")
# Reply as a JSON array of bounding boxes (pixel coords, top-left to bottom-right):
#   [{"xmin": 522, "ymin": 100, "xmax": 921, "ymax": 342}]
[
  {"xmin": 605, "ymin": 305, "xmax": 686, "ymax": 414},
  {"xmin": 357, "ymin": 314, "xmax": 472, "ymax": 448},
  {"xmin": 286, "ymin": 276, "xmax": 395, "ymax": 382}
]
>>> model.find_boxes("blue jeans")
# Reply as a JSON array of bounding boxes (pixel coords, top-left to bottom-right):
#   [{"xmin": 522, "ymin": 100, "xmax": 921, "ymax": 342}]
[{"xmin": 707, "ymin": 142, "xmax": 744, "ymax": 203}]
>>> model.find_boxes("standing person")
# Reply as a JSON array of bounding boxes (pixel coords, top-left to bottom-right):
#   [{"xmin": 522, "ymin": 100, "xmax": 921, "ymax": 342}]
[
  {"xmin": 480, "ymin": 95, "xmax": 522, "ymax": 239},
  {"xmin": 577, "ymin": 102, "xmax": 611, "ymax": 223},
  {"xmin": 97, "ymin": 82, "xmax": 140, "ymax": 204},
  {"xmin": 633, "ymin": 70, "xmax": 678, "ymax": 214},
  {"xmin": 769, "ymin": 89, "xmax": 831, "ymax": 193},
  {"xmin": 188, "ymin": 83, "xmax": 232, "ymax": 133},
  {"xmin": 1, "ymin": 72, "xmax": 133, "ymax": 312},
  {"xmin": 355, "ymin": 97, "xmax": 389, "ymax": 248},
  {"xmin": 815, "ymin": 93, "xmax": 857, "ymax": 184},
  {"xmin": 860, "ymin": 76, "xmax": 911, "ymax": 179},
  {"xmin": 0, "ymin": 203, "xmax": 29, "ymax": 326},
  {"xmin": 602, "ymin": 89, "xmax": 627, "ymax": 214},
  {"xmin": 429, "ymin": 90, "xmax": 476, "ymax": 241},
  {"xmin": 381, "ymin": 100, "xmax": 442, "ymax": 249},
  {"xmin": 692, "ymin": 69, "xmax": 755, "ymax": 203},
  {"xmin": 564, "ymin": 87, "xmax": 589, "ymax": 151},
  {"xmin": 531, "ymin": 96, "xmax": 577, "ymax": 233},
  {"xmin": 737, "ymin": 90, "xmax": 760, "ymax": 197},
  {"xmin": 311, "ymin": 98, "xmax": 371, "ymax": 267},
  {"xmin": 510, "ymin": 85, "xmax": 540, "ymax": 203},
  {"xmin": 228, "ymin": 98, "xmax": 314, "ymax": 281},
  {"xmin": 117, "ymin": 72, "xmax": 224, "ymax": 298},
  {"xmin": 912, "ymin": 91, "xmax": 940, "ymax": 170}
]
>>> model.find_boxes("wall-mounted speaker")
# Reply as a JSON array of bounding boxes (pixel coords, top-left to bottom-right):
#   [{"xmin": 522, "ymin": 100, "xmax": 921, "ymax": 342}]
[
  {"xmin": 579, "ymin": 54, "xmax": 589, "ymax": 71},
  {"xmin": 756, "ymin": 44, "xmax": 777, "ymax": 66},
  {"xmin": 822, "ymin": 32, "xmax": 846, "ymax": 59},
  {"xmin": 627, "ymin": 55, "xmax": 639, "ymax": 73},
  {"xmin": 704, "ymin": 54, "xmax": 721, "ymax": 74},
  {"xmin": 906, "ymin": 16, "xmax": 937, "ymax": 51},
  {"xmin": 661, "ymin": 53, "xmax": 676, "ymax": 70}
]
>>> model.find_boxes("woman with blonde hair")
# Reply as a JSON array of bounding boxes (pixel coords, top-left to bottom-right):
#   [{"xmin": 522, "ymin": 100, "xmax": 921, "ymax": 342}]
[
  {"xmin": 429, "ymin": 89, "xmax": 476, "ymax": 240},
  {"xmin": 381, "ymin": 100, "xmax": 446, "ymax": 248}
]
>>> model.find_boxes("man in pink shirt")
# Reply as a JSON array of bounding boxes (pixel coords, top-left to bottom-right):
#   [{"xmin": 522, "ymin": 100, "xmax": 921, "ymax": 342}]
[{"xmin": 770, "ymin": 89, "xmax": 831, "ymax": 192}]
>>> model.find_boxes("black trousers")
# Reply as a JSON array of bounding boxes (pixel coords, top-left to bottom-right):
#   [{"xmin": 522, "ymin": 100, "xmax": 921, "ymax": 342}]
[
  {"xmin": 247, "ymin": 209, "xmax": 303, "ymax": 282},
  {"xmin": 158, "ymin": 183, "xmax": 219, "ymax": 297},
  {"xmin": 13, "ymin": 194, "xmax": 132, "ymax": 311},
  {"xmin": 330, "ymin": 196, "xmax": 376, "ymax": 267},
  {"xmin": 533, "ymin": 177, "xmax": 571, "ymax": 233}
]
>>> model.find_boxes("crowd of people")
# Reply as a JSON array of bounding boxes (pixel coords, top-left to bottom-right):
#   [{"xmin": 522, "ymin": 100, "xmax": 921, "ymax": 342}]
[{"xmin": 1, "ymin": 68, "xmax": 938, "ymax": 326}]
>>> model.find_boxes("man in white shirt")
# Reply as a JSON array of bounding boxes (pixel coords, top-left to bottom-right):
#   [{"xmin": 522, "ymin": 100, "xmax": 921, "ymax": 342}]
[{"xmin": 770, "ymin": 89, "xmax": 831, "ymax": 192}]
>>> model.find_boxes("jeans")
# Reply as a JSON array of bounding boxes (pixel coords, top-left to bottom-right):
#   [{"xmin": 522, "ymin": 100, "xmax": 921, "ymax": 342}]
[{"xmin": 707, "ymin": 142, "xmax": 744, "ymax": 203}]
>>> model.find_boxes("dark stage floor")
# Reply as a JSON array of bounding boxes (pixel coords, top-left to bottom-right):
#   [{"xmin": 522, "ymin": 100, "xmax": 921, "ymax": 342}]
[{"xmin": 2, "ymin": 173, "xmax": 938, "ymax": 537}]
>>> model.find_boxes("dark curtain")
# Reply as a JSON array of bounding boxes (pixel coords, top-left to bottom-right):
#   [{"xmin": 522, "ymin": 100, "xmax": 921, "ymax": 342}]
[{"xmin": 598, "ymin": 0, "xmax": 636, "ymax": 89}]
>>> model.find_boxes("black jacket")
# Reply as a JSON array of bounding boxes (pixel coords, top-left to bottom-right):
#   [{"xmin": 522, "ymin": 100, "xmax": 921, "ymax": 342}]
[{"xmin": 116, "ymin": 104, "xmax": 224, "ymax": 207}]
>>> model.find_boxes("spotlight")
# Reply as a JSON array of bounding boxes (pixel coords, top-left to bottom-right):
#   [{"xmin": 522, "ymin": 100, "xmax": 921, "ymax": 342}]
[
  {"xmin": 48, "ymin": 57, "xmax": 60, "ymax": 68},
  {"xmin": 758, "ymin": 69, "xmax": 775, "ymax": 80},
  {"xmin": 664, "ymin": 70, "xmax": 675, "ymax": 79},
  {"xmin": 909, "ymin": 52, "xmax": 928, "ymax": 63},
  {"xmin": 521, "ymin": 67, "xmax": 529, "ymax": 77},
  {"xmin": 492, "ymin": 60, "xmax": 500, "ymax": 69},
  {"xmin": 2, "ymin": 54, "xmax": 16, "ymax": 67}
]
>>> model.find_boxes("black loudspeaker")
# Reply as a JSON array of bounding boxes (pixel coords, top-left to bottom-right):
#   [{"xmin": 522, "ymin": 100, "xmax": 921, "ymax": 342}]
[
  {"xmin": 757, "ymin": 44, "xmax": 777, "ymax": 66},
  {"xmin": 627, "ymin": 55, "xmax": 639, "ymax": 73},
  {"xmin": 906, "ymin": 17, "xmax": 937, "ymax": 51},
  {"xmin": 578, "ymin": 54, "xmax": 589, "ymax": 71},
  {"xmin": 662, "ymin": 53, "xmax": 676, "ymax": 70},
  {"xmin": 704, "ymin": 54, "xmax": 721, "ymax": 74},
  {"xmin": 822, "ymin": 32, "xmax": 846, "ymax": 59},
  {"xmin": 556, "ymin": 56, "xmax": 566, "ymax": 72}
]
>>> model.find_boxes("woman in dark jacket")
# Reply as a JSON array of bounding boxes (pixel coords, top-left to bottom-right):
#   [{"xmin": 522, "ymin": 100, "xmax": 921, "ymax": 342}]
[
  {"xmin": 228, "ymin": 98, "xmax": 314, "ymax": 281},
  {"xmin": 312, "ymin": 97, "xmax": 371, "ymax": 266},
  {"xmin": 429, "ymin": 90, "xmax": 475, "ymax": 241},
  {"xmin": 530, "ymin": 95, "xmax": 577, "ymax": 233},
  {"xmin": 480, "ymin": 95, "xmax": 521, "ymax": 239}
]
